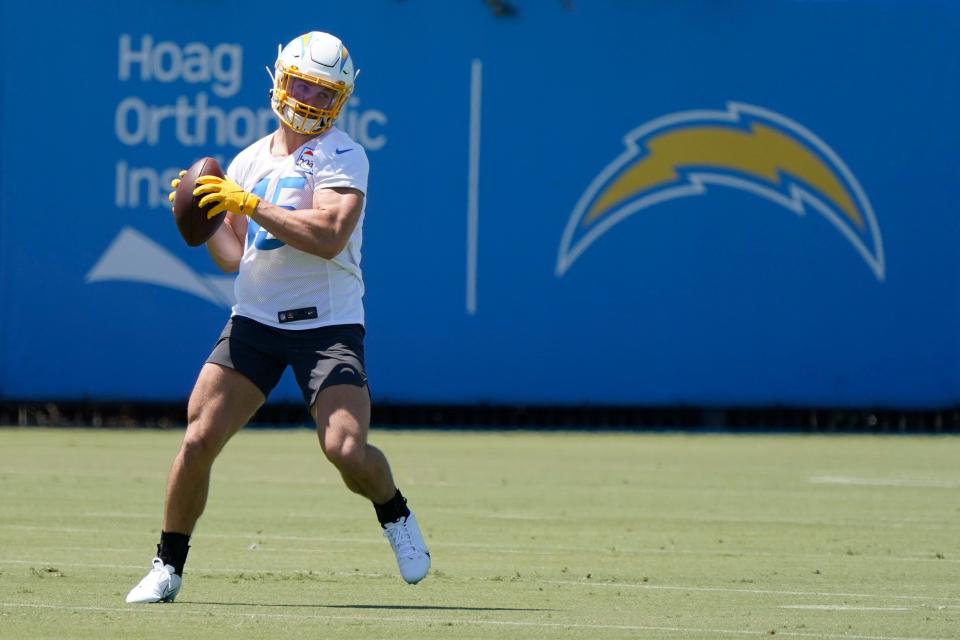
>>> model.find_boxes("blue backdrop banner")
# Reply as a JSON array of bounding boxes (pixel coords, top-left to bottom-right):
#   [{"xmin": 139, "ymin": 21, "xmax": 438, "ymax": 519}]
[{"xmin": 1, "ymin": 1, "xmax": 958, "ymax": 407}]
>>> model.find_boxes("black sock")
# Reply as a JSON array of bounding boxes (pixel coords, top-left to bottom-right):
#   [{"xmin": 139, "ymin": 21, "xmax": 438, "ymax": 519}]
[
  {"xmin": 374, "ymin": 488, "xmax": 410, "ymax": 527},
  {"xmin": 158, "ymin": 531, "xmax": 191, "ymax": 576}
]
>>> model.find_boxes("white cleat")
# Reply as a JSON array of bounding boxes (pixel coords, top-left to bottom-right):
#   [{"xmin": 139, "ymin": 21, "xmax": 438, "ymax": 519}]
[
  {"xmin": 383, "ymin": 511, "xmax": 431, "ymax": 584},
  {"xmin": 125, "ymin": 558, "xmax": 182, "ymax": 603}
]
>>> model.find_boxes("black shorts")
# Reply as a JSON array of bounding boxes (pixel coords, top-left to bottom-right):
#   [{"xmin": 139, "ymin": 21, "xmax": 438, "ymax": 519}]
[{"xmin": 206, "ymin": 315, "xmax": 368, "ymax": 407}]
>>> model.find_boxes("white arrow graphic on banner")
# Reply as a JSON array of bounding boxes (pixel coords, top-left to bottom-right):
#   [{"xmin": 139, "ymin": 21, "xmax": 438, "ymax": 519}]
[{"xmin": 86, "ymin": 227, "xmax": 235, "ymax": 308}]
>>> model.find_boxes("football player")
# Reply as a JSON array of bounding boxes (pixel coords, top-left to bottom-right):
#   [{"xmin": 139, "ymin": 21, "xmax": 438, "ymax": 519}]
[{"xmin": 126, "ymin": 31, "xmax": 430, "ymax": 604}]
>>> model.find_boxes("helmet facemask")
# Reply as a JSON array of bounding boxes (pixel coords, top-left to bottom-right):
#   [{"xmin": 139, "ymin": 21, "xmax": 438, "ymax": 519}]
[{"xmin": 272, "ymin": 64, "xmax": 351, "ymax": 135}]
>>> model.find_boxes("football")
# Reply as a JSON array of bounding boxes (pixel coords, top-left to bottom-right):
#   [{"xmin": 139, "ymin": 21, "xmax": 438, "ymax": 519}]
[{"xmin": 173, "ymin": 156, "xmax": 226, "ymax": 247}]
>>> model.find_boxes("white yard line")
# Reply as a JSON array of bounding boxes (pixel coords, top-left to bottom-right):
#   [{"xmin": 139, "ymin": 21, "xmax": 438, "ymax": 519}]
[
  {"xmin": 543, "ymin": 580, "xmax": 960, "ymax": 603},
  {"xmin": 6, "ymin": 467, "xmax": 960, "ymax": 493},
  {"xmin": 78, "ymin": 512, "xmax": 157, "ymax": 519},
  {"xmin": 2, "ymin": 557, "xmax": 958, "ymax": 605},
  {"xmin": 808, "ymin": 476, "xmax": 960, "ymax": 489},
  {"xmin": 0, "ymin": 559, "xmax": 385, "ymax": 577},
  {"xmin": 58, "ymin": 510, "xmax": 960, "ymax": 531},
  {"xmin": 780, "ymin": 605, "xmax": 912, "ymax": 612},
  {"xmin": 1, "ymin": 524, "xmax": 957, "ymax": 564},
  {"xmin": 0, "ymin": 602, "xmax": 953, "ymax": 640}
]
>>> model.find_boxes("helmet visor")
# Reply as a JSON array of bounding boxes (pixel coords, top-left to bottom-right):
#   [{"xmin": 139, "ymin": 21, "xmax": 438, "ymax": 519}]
[
  {"xmin": 287, "ymin": 77, "xmax": 340, "ymax": 110},
  {"xmin": 276, "ymin": 66, "xmax": 347, "ymax": 112},
  {"xmin": 272, "ymin": 65, "xmax": 350, "ymax": 134}
]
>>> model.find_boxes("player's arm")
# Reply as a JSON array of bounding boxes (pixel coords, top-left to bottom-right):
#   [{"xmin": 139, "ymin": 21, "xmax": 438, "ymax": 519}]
[
  {"xmin": 205, "ymin": 213, "xmax": 247, "ymax": 273},
  {"xmin": 251, "ymin": 187, "xmax": 363, "ymax": 260},
  {"xmin": 194, "ymin": 176, "xmax": 364, "ymax": 260}
]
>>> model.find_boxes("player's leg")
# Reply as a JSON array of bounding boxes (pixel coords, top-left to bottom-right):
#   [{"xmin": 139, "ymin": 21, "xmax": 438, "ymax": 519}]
[
  {"xmin": 125, "ymin": 364, "xmax": 265, "ymax": 604},
  {"xmin": 163, "ymin": 363, "xmax": 265, "ymax": 534},
  {"xmin": 311, "ymin": 384, "xmax": 430, "ymax": 584},
  {"xmin": 312, "ymin": 384, "xmax": 392, "ymax": 501},
  {"xmin": 127, "ymin": 317, "xmax": 285, "ymax": 604},
  {"xmin": 290, "ymin": 323, "xmax": 430, "ymax": 584}
]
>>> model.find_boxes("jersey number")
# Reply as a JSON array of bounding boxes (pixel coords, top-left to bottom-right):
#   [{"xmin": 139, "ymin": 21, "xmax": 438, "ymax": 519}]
[{"xmin": 248, "ymin": 176, "xmax": 307, "ymax": 251}]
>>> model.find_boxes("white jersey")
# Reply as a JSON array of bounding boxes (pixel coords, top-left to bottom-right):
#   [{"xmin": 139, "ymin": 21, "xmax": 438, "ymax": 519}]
[{"xmin": 226, "ymin": 128, "xmax": 369, "ymax": 329}]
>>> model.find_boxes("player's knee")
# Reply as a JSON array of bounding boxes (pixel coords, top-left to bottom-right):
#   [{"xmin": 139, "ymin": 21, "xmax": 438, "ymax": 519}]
[
  {"xmin": 179, "ymin": 428, "xmax": 219, "ymax": 468},
  {"xmin": 324, "ymin": 435, "xmax": 366, "ymax": 473}
]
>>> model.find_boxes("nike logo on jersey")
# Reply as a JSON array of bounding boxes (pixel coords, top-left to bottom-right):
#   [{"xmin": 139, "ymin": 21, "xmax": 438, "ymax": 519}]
[{"xmin": 335, "ymin": 147, "xmax": 354, "ymax": 155}]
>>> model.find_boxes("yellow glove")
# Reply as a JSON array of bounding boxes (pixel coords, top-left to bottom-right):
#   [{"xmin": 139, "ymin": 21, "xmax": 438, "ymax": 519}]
[
  {"xmin": 193, "ymin": 175, "xmax": 261, "ymax": 218},
  {"xmin": 166, "ymin": 170, "xmax": 187, "ymax": 210}
]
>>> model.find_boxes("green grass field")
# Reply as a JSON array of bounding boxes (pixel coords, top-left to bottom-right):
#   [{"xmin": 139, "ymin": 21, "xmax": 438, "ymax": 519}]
[{"xmin": 0, "ymin": 427, "xmax": 958, "ymax": 639}]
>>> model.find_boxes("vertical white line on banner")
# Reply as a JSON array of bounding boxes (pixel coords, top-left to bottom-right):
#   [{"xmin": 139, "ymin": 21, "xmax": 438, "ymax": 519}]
[{"xmin": 466, "ymin": 59, "xmax": 482, "ymax": 315}]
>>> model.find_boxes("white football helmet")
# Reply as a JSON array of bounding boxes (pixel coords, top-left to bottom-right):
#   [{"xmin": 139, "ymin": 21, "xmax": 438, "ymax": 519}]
[{"xmin": 270, "ymin": 32, "xmax": 356, "ymax": 135}]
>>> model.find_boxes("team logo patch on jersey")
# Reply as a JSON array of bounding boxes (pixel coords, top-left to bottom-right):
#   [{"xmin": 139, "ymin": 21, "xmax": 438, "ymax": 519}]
[
  {"xmin": 295, "ymin": 147, "xmax": 315, "ymax": 171},
  {"xmin": 556, "ymin": 102, "xmax": 884, "ymax": 281}
]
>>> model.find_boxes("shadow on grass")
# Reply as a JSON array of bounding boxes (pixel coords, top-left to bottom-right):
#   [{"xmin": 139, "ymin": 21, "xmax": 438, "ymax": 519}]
[{"xmin": 183, "ymin": 601, "xmax": 555, "ymax": 612}]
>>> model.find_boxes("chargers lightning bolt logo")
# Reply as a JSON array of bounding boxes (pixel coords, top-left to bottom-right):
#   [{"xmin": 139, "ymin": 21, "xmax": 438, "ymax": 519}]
[{"xmin": 556, "ymin": 102, "xmax": 885, "ymax": 280}]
